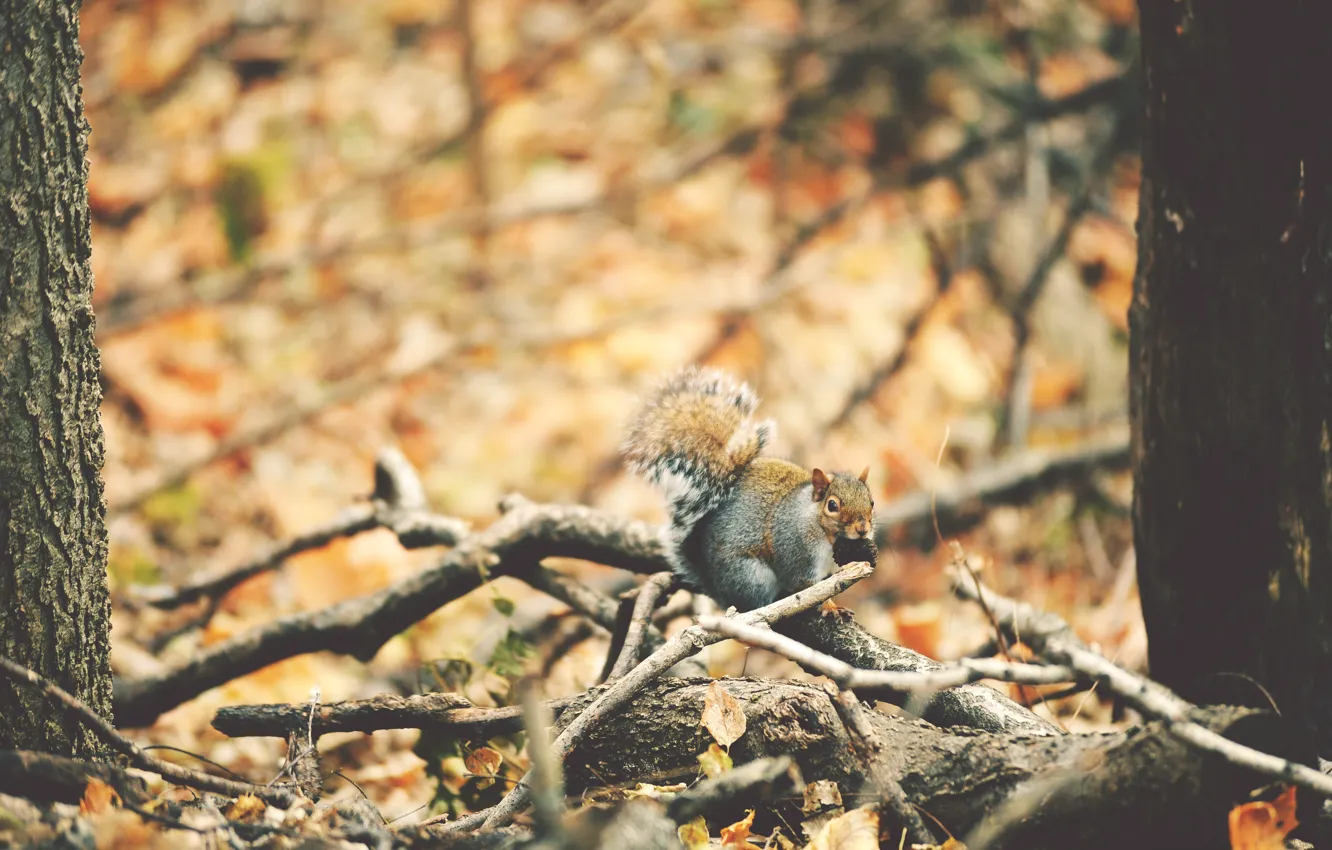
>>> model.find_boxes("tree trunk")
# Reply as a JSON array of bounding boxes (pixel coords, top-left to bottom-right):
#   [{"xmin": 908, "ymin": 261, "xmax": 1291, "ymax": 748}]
[
  {"xmin": 0, "ymin": 0, "xmax": 111, "ymax": 756},
  {"xmin": 1132, "ymin": 1, "xmax": 1332, "ymax": 753}
]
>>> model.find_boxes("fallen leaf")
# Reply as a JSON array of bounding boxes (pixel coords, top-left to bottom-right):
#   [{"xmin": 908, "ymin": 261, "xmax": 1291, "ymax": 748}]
[
  {"xmin": 807, "ymin": 806, "xmax": 879, "ymax": 850},
  {"xmin": 224, "ymin": 794, "xmax": 267, "ymax": 824},
  {"xmin": 80, "ymin": 778, "xmax": 120, "ymax": 815},
  {"xmin": 465, "ymin": 746, "xmax": 503, "ymax": 790},
  {"xmin": 701, "ymin": 680, "xmax": 747, "ymax": 750},
  {"xmin": 698, "ymin": 742, "xmax": 734, "ymax": 779},
  {"xmin": 677, "ymin": 816, "xmax": 710, "ymax": 850},
  {"xmin": 625, "ymin": 782, "xmax": 688, "ymax": 800},
  {"xmin": 720, "ymin": 809, "xmax": 755, "ymax": 846},
  {"xmin": 1229, "ymin": 785, "xmax": 1299, "ymax": 850},
  {"xmin": 802, "ymin": 779, "xmax": 844, "ymax": 814}
]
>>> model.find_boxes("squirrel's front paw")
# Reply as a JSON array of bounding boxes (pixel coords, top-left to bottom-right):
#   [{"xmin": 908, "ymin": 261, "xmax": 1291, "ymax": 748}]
[{"xmin": 820, "ymin": 599, "xmax": 855, "ymax": 619}]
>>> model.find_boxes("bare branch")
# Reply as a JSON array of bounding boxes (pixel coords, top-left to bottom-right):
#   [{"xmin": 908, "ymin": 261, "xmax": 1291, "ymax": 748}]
[
  {"xmin": 477, "ymin": 562, "xmax": 876, "ymax": 829},
  {"xmin": 998, "ymin": 125, "xmax": 1124, "ymax": 450},
  {"xmin": 132, "ymin": 447, "xmax": 468, "ymax": 619},
  {"xmin": 830, "ymin": 687, "xmax": 937, "ymax": 846},
  {"xmin": 606, "ymin": 572, "xmax": 675, "ymax": 680},
  {"xmin": 700, "ymin": 616, "xmax": 1076, "ymax": 693},
  {"xmin": 875, "ymin": 429, "xmax": 1129, "ymax": 543},
  {"xmin": 950, "ymin": 569, "xmax": 1332, "ymax": 799},
  {"xmin": 0, "ymin": 656, "xmax": 296, "ymax": 807},
  {"xmin": 114, "ymin": 500, "xmax": 665, "ymax": 728}
]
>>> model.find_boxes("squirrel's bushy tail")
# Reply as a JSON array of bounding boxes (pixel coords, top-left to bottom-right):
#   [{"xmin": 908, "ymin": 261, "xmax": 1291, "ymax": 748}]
[{"xmin": 623, "ymin": 367, "xmax": 773, "ymax": 535}]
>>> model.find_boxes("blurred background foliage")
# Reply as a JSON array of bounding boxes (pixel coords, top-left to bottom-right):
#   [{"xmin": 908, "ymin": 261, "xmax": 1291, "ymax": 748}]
[{"xmin": 89, "ymin": 0, "xmax": 1141, "ymax": 820}]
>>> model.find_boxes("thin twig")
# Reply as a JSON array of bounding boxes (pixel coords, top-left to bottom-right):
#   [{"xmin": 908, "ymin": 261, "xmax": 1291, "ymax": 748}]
[
  {"xmin": 476, "ymin": 562, "xmax": 875, "ymax": 829},
  {"xmin": 114, "ymin": 498, "xmax": 665, "ymax": 728},
  {"xmin": 133, "ymin": 448, "xmax": 468, "ymax": 634},
  {"xmin": 520, "ymin": 681, "xmax": 566, "ymax": 840},
  {"xmin": 0, "ymin": 655, "xmax": 295, "ymax": 807},
  {"xmin": 998, "ymin": 125, "xmax": 1124, "ymax": 450},
  {"xmin": 950, "ymin": 570, "xmax": 1332, "ymax": 799},
  {"xmin": 459, "ymin": 0, "xmax": 492, "ymax": 280},
  {"xmin": 699, "ymin": 617, "xmax": 1075, "ymax": 693},
  {"xmin": 875, "ymin": 428, "xmax": 1129, "ymax": 543},
  {"xmin": 811, "ymin": 226, "xmax": 956, "ymax": 449},
  {"xmin": 606, "ymin": 572, "xmax": 675, "ymax": 680},
  {"xmin": 830, "ymin": 687, "xmax": 937, "ymax": 846}
]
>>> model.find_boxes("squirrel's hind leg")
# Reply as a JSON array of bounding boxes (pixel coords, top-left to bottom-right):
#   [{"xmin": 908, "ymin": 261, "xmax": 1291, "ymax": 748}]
[{"xmin": 713, "ymin": 557, "xmax": 780, "ymax": 612}]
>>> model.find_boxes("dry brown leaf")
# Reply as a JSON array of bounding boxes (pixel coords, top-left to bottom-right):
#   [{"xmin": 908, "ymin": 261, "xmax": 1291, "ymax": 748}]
[
  {"xmin": 465, "ymin": 746, "xmax": 504, "ymax": 790},
  {"xmin": 802, "ymin": 779, "xmax": 844, "ymax": 814},
  {"xmin": 625, "ymin": 782, "xmax": 689, "ymax": 800},
  {"xmin": 80, "ymin": 778, "xmax": 121, "ymax": 814},
  {"xmin": 720, "ymin": 809, "xmax": 755, "ymax": 846},
  {"xmin": 225, "ymin": 794, "xmax": 267, "ymax": 824},
  {"xmin": 701, "ymin": 680, "xmax": 747, "ymax": 750},
  {"xmin": 677, "ymin": 815, "xmax": 710, "ymax": 850},
  {"xmin": 697, "ymin": 742, "xmax": 734, "ymax": 779},
  {"xmin": 807, "ymin": 806, "xmax": 879, "ymax": 850},
  {"xmin": 1229, "ymin": 785, "xmax": 1299, "ymax": 850}
]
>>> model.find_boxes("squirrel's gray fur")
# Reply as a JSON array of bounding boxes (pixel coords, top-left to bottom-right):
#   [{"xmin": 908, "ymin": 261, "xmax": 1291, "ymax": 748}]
[{"xmin": 623, "ymin": 367, "xmax": 874, "ymax": 611}]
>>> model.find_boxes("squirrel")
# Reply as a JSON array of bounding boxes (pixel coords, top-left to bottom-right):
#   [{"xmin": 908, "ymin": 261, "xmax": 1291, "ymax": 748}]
[{"xmin": 623, "ymin": 367, "xmax": 876, "ymax": 611}]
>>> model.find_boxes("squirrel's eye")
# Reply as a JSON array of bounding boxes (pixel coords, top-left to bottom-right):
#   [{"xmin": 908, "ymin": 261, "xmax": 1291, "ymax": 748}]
[
  {"xmin": 826, "ymin": 498, "xmax": 839, "ymax": 513},
  {"xmin": 870, "ymin": 500, "xmax": 875, "ymax": 509}
]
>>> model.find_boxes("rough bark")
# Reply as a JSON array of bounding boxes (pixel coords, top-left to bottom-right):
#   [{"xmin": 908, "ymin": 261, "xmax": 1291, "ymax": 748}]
[
  {"xmin": 0, "ymin": 1, "xmax": 111, "ymax": 755},
  {"xmin": 560, "ymin": 678, "xmax": 1304, "ymax": 849},
  {"xmin": 1132, "ymin": 1, "xmax": 1332, "ymax": 752}
]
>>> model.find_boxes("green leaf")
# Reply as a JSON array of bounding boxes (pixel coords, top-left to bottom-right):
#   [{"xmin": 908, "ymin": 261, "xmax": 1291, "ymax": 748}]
[
  {"xmin": 489, "ymin": 628, "xmax": 534, "ymax": 678},
  {"xmin": 493, "ymin": 596, "xmax": 515, "ymax": 617}
]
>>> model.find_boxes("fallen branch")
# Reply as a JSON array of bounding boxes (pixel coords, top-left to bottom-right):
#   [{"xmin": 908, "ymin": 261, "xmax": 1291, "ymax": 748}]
[
  {"xmin": 476, "ymin": 562, "xmax": 876, "ymax": 829},
  {"xmin": 0, "ymin": 750, "xmax": 151, "ymax": 806},
  {"xmin": 130, "ymin": 449, "xmax": 469, "ymax": 617},
  {"xmin": 0, "ymin": 656, "xmax": 296, "ymax": 807},
  {"xmin": 119, "ymin": 458, "xmax": 1034, "ymax": 733},
  {"xmin": 663, "ymin": 756, "xmax": 802, "ymax": 825},
  {"xmin": 830, "ymin": 686, "xmax": 937, "ymax": 845},
  {"xmin": 950, "ymin": 569, "xmax": 1332, "ymax": 799},
  {"xmin": 875, "ymin": 429, "xmax": 1129, "ymax": 544},
  {"xmin": 773, "ymin": 609, "xmax": 1061, "ymax": 736},
  {"xmin": 114, "ymin": 499, "xmax": 665, "ymax": 728},
  {"xmin": 548, "ymin": 677, "xmax": 1294, "ymax": 850},
  {"xmin": 212, "ymin": 690, "xmax": 578, "ymax": 740}
]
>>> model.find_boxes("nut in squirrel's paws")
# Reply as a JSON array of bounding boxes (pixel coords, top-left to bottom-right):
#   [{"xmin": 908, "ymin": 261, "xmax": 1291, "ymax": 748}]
[
  {"xmin": 833, "ymin": 535, "xmax": 877, "ymax": 570},
  {"xmin": 820, "ymin": 599, "xmax": 855, "ymax": 619}
]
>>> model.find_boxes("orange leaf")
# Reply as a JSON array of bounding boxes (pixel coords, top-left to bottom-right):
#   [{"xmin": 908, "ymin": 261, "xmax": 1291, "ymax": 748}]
[
  {"xmin": 80, "ymin": 777, "xmax": 121, "ymax": 814},
  {"xmin": 720, "ymin": 809, "xmax": 755, "ymax": 846},
  {"xmin": 465, "ymin": 746, "xmax": 503, "ymax": 790},
  {"xmin": 838, "ymin": 111, "xmax": 876, "ymax": 158},
  {"xmin": 1229, "ymin": 786, "xmax": 1299, "ymax": 850}
]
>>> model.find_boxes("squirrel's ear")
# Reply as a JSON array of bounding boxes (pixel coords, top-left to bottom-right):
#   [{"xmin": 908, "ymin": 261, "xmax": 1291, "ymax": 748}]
[
  {"xmin": 811, "ymin": 468, "xmax": 830, "ymax": 498},
  {"xmin": 858, "ymin": 466, "xmax": 870, "ymax": 484}
]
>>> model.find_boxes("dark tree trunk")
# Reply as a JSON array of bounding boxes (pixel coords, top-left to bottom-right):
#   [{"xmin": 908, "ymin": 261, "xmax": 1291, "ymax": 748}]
[
  {"xmin": 1132, "ymin": 1, "xmax": 1332, "ymax": 753},
  {"xmin": 0, "ymin": 0, "xmax": 111, "ymax": 756}
]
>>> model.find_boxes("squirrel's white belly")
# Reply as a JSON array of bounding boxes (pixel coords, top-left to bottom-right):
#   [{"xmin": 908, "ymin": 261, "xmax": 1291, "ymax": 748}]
[{"xmin": 812, "ymin": 538, "xmax": 835, "ymax": 581}]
